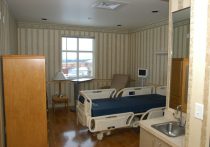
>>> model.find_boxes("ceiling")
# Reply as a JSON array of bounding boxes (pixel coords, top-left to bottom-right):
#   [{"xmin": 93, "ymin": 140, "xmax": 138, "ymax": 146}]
[{"xmin": 6, "ymin": 0, "xmax": 169, "ymax": 29}]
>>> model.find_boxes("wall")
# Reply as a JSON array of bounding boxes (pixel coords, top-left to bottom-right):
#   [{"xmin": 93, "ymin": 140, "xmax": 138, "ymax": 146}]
[
  {"xmin": 129, "ymin": 20, "xmax": 189, "ymax": 86},
  {"xmin": 0, "ymin": 0, "xmax": 17, "ymax": 146},
  {"xmin": 173, "ymin": 19, "xmax": 190, "ymax": 58},
  {"xmin": 129, "ymin": 21, "xmax": 168, "ymax": 86},
  {"xmin": 171, "ymin": 0, "xmax": 191, "ymax": 12},
  {"xmin": 18, "ymin": 21, "xmax": 172, "ymax": 106},
  {"xmin": 0, "ymin": 0, "xmax": 17, "ymax": 54},
  {"xmin": 17, "ymin": 19, "xmax": 191, "ymax": 107},
  {"xmin": 186, "ymin": 0, "xmax": 210, "ymax": 146},
  {"xmin": 18, "ymin": 22, "xmax": 169, "ymax": 105},
  {"xmin": 17, "ymin": 23, "xmax": 130, "ymax": 106},
  {"xmin": 169, "ymin": 0, "xmax": 210, "ymax": 146}
]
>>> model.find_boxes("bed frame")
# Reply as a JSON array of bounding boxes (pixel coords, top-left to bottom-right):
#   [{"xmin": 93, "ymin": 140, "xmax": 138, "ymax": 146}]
[{"xmin": 76, "ymin": 86, "xmax": 166, "ymax": 140}]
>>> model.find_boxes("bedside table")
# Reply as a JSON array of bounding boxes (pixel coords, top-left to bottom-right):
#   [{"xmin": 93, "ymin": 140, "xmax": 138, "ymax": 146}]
[{"xmin": 52, "ymin": 95, "xmax": 68, "ymax": 112}]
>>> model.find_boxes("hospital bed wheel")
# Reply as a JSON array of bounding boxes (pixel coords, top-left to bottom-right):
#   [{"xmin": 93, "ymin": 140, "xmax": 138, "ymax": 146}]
[
  {"xmin": 106, "ymin": 131, "xmax": 111, "ymax": 136},
  {"xmin": 97, "ymin": 133, "xmax": 104, "ymax": 140}
]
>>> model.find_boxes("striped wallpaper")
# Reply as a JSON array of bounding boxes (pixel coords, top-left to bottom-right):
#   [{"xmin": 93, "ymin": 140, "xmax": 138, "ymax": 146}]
[
  {"xmin": 129, "ymin": 21, "xmax": 169, "ymax": 86},
  {"xmin": 17, "ymin": 20, "xmax": 189, "ymax": 106},
  {"xmin": 0, "ymin": 0, "xmax": 17, "ymax": 55},
  {"xmin": 173, "ymin": 19, "xmax": 190, "ymax": 58},
  {"xmin": 0, "ymin": 0, "xmax": 17, "ymax": 146},
  {"xmin": 17, "ymin": 23, "xmax": 130, "ymax": 105}
]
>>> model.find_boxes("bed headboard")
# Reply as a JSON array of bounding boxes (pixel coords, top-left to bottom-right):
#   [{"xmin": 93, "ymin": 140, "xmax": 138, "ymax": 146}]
[
  {"xmin": 79, "ymin": 88, "xmax": 116, "ymax": 99},
  {"xmin": 116, "ymin": 86, "xmax": 154, "ymax": 97},
  {"xmin": 155, "ymin": 86, "xmax": 167, "ymax": 96}
]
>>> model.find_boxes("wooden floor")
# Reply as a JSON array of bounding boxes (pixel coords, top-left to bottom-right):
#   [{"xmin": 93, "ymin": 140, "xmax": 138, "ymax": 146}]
[{"xmin": 48, "ymin": 108, "xmax": 139, "ymax": 147}]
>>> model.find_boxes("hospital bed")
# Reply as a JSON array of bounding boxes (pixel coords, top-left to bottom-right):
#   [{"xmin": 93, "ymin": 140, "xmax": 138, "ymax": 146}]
[{"xmin": 76, "ymin": 86, "xmax": 166, "ymax": 140}]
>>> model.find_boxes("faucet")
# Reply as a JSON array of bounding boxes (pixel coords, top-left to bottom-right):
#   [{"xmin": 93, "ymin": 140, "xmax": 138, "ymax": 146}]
[{"xmin": 174, "ymin": 105, "xmax": 185, "ymax": 127}]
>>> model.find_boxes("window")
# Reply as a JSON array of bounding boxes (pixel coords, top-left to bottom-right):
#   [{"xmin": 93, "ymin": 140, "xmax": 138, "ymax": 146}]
[{"xmin": 61, "ymin": 37, "xmax": 94, "ymax": 79}]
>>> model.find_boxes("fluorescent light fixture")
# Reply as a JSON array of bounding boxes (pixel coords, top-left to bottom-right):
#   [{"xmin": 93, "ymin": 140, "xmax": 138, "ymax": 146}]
[{"xmin": 92, "ymin": 1, "xmax": 125, "ymax": 10}]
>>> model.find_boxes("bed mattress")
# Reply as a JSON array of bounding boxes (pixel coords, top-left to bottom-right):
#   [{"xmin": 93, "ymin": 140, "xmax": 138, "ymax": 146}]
[{"xmin": 90, "ymin": 94, "xmax": 166, "ymax": 117}]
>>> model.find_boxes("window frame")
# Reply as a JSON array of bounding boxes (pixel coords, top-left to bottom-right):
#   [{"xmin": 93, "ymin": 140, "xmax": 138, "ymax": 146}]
[{"xmin": 61, "ymin": 36, "xmax": 95, "ymax": 79}]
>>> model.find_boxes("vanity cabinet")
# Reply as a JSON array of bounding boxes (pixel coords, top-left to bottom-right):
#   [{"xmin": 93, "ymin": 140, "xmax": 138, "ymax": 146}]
[
  {"xmin": 0, "ymin": 55, "xmax": 48, "ymax": 147},
  {"xmin": 170, "ymin": 58, "xmax": 189, "ymax": 112},
  {"xmin": 140, "ymin": 128, "xmax": 171, "ymax": 147}
]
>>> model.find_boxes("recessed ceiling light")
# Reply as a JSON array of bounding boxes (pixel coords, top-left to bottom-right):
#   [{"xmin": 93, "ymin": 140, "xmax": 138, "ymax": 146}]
[
  {"xmin": 41, "ymin": 18, "xmax": 48, "ymax": 21},
  {"xmin": 152, "ymin": 10, "xmax": 159, "ymax": 13}
]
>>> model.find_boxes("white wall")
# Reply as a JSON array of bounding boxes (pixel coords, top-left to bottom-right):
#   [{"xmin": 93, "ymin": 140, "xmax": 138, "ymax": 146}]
[
  {"xmin": 173, "ymin": 19, "xmax": 190, "ymax": 58},
  {"xmin": 18, "ymin": 23, "xmax": 130, "ymax": 106},
  {"xmin": 0, "ymin": 0, "xmax": 17, "ymax": 54},
  {"xmin": 0, "ymin": 0, "xmax": 17, "ymax": 146},
  {"xmin": 17, "ymin": 20, "xmax": 190, "ymax": 106},
  {"xmin": 129, "ymin": 21, "xmax": 168, "ymax": 86}
]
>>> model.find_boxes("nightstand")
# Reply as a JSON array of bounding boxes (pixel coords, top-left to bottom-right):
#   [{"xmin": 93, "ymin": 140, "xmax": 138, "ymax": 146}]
[{"xmin": 52, "ymin": 95, "xmax": 68, "ymax": 112}]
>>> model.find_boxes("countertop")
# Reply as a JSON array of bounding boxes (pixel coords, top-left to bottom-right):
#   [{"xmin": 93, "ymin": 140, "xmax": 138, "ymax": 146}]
[{"xmin": 140, "ymin": 117, "xmax": 185, "ymax": 147}]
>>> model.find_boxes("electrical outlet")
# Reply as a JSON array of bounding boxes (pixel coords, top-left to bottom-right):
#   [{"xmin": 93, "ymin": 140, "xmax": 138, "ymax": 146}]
[{"xmin": 194, "ymin": 103, "xmax": 204, "ymax": 120}]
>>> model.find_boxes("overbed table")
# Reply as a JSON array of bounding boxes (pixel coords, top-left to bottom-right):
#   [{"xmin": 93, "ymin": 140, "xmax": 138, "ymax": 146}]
[{"xmin": 70, "ymin": 78, "xmax": 93, "ymax": 111}]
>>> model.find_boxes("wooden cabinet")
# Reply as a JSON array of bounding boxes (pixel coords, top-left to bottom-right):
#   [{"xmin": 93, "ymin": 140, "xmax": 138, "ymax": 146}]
[
  {"xmin": 0, "ymin": 59, "xmax": 4, "ymax": 147},
  {"xmin": 0, "ymin": 55, "xmax": 48, "ymax": 147},
  {"xmin": 140, "ymin": 128, "xmax": 171, "ymax": 147},
  {"xmin": 170, "ymin": 58, "xmax": 189, "ymax": 112}
]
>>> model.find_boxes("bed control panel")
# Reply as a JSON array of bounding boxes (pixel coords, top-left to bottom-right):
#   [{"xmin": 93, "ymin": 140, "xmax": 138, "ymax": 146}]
[{"xmin": 129, "ymin": 91, "xmax": 135, "ymax": 95}]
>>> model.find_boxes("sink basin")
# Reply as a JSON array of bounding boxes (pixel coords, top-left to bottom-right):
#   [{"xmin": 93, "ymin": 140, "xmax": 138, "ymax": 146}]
[{"xmin": 151, "ymin": 121, "xmax": 185, "ymax": 137}]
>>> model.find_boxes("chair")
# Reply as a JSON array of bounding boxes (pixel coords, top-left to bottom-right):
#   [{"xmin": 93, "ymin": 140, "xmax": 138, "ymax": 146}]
[{"xmin": 103, "ymin": 74, "xmax": 129, "ymax": 92}]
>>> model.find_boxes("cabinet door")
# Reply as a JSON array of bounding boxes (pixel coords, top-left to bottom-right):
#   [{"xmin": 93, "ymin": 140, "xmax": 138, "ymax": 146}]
[
  {"xmin": 140, "ymin": 128, "xmax": 155, "ymax": 147},
  {"xmin": 170, "ymin": 59, "xmax": 183, "ymax": 109},
  {"xmin": 170, "ymin": 58, "xmax": 189, "ymax": 112},
  {"xmin": 140, "ymin": 128, "xmax": 171, "ymax": 147},
  {"xmin": 170, "ymin": 95, "xmax": 181, "ymax": 109},
  {"xmin": 3, "ymin": 56, "xmax": 48, "ymax": 147},
  {"xmin": 170, "ymin": 59, "xmax": 183, "ymax": 96},
  {"xmin": 154, "ymin": 138, "xmax": 171, "ymax": 147},
  {"xmin": 181, "ymin": 60, "xmax": 189, "ymax": 112},
  {"xmin": 0, "ymin": 59, "xmax": 4, "ymax": 147}
]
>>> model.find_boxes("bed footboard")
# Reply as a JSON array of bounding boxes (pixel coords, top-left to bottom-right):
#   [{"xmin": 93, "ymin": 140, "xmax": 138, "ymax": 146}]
[
  {"xmin": 76, "ymin": 88, "xmax": 116, "ymax": 127},
  {"xmin": 88, "ymin": 112, "xmax": 134, "ymax": 132},
  {"xmin": 140, "ymin": 107, "xmax": 165, "ymax": 120}
]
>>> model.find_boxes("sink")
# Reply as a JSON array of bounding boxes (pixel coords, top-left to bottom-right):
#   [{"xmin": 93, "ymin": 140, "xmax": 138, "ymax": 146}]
[{"xmin": 151, "ymin": 121, "xmax": 185, "ymax": 137}]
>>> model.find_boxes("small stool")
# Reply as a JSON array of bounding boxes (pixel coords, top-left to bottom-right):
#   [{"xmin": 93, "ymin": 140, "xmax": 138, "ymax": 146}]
[{"xmin": 52, "ymin": 95, "xmax": 68, "ymax": 112}]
